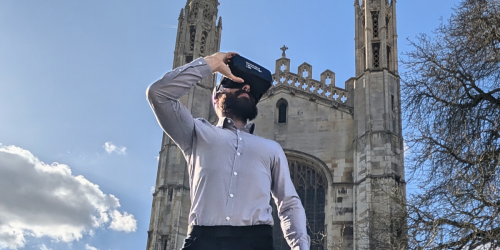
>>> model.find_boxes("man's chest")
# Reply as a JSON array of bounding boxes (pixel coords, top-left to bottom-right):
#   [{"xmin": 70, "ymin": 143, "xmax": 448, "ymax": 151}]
[{"xmin": 191, "ymin": 127, "xmax": 275, "ymax": 183}]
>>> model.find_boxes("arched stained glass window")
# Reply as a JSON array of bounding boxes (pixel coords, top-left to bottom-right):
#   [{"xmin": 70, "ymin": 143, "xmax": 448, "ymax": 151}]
[
  {"xmin": 272, "ymin": 157, "xmax": 327, "ymax": 250},
  {"xmin": 276, "ymin": 99, "xmax": 288, "ymax": 124}
]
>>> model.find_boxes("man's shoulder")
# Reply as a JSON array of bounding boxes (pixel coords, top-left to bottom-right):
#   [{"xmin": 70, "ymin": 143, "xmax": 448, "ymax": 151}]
[
  {"xmin": 193, "ymin": 118, "xmax": 217, "ymax": 128},
  {"xmin": 194, "ymin": 118, "xmax": 210, "ymax": 123},
  {"xmin": 250, "ymin": 133, "xmax": 283, "ymax": 151},
  {"xmin": 194, "ymin": 118, "xmax": 228, "ymax": 133}
]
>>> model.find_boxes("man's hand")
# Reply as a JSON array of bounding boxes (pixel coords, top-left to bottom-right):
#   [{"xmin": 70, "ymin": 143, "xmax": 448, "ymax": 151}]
[{"xmin": 204, "ymin": 52, "xmax": 244, "ymax": 83}]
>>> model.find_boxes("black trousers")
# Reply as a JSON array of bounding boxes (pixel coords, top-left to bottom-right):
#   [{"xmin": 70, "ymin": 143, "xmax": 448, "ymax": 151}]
[{"xmin": 181, "ymin": 225, "xmax": 274, "ymax": 250}]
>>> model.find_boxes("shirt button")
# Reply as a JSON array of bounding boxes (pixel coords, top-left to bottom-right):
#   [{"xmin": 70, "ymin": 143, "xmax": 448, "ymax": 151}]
[
  {"xmin": 233, "ymin": 172, "xmax": 238, "ymax": 176},
  {"xmin": 239, "ymin": 137, "xmax": 242, "ymax": 140},
  {"xmin": 230, "ymin": 194, "xmax": 234, "ymax": 198},
  {"xmin": 237, "ymin": 152, "xmax": 240, "ymax": 156},
  {"xmin": 226, "ymin": 217, "xmax": 230, "ymax": 221}
]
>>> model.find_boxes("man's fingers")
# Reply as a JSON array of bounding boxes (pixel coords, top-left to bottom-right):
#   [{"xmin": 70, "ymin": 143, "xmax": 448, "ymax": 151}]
[
  {"xmin": 223, "ymin": 52, "xmax": 239, "ymax": 64},
  {"xmin": 229, "ymin": 75, "xmax": 244, "ymax": 83},
  {"xmin": 218, "ymin": 63, "xmax": 244, "ymax": 83},
  {"xmin": 205, "ymin": 52, "xmax": 243, "ymax": 82},
  {"xmin": 226, "ymin": 52, "xmax": 239, "ymax": 58},
  {"xmin": 223, "ymin": 52, "xmax": 243, "ymax": 82},
  {"xmin": 222, "ymin": 70, "xmax": 244, "ymax": 83}
]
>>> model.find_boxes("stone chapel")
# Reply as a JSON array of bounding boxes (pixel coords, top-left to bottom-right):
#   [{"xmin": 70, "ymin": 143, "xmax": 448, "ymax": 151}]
[{"xmin": 146, "ymin": 0, "xmax": 406, "ymax": 249}]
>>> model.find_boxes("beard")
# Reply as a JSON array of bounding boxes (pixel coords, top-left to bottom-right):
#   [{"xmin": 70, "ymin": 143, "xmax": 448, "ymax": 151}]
[{"xmin": 218, "ymin": 89, "xmax": 258, "ymax": 121}]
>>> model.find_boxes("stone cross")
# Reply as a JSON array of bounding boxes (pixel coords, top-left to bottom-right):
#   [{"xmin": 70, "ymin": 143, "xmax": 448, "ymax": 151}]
[{"xmin": 280, "ymin": 45, "xmax": 288, "ymax": 58}]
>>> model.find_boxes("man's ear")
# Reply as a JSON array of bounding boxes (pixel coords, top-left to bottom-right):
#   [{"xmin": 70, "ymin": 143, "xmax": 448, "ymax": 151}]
[
  {"xmin": 215, "ymin": 92, "xmax": 222, "ymax": 103},
  {"xmin": 213, "ymin": 92, "xmax": 221, "ymax": 108}
]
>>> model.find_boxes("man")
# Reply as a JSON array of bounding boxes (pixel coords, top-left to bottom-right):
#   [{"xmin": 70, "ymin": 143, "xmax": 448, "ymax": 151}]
[{"xmin": 147, "ymin": 52, "xmax": 310, "ymax": 250}]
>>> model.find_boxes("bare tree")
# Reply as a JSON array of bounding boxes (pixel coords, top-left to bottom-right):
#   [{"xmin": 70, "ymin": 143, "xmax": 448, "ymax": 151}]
[
  {"xmin": 356, "ymin": 178, "xmax": 409, "ymax": 250},
  {"xmin": 306, "ymin": 178, "xmax": 409, "ymax": 250},
  {"xmin": 401, "ymin": 0, "xmax": 500, "ymax": 249},
  {"xmin": 307, "ymin": 221, "xmax": 351, "ymax": 250}
]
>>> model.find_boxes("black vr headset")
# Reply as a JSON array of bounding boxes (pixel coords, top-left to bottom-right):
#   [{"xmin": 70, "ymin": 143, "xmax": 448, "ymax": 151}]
[{"xmin": 216, "ymin": 55, "xmax": 272, "ymax": 103}]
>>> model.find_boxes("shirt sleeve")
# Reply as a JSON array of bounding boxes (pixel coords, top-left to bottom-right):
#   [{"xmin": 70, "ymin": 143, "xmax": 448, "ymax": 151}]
[
  {"xmin": 271, "ymin": 145, "xmax": 311, "ymax": 250},
  {"xmin": 146, "ymin": 57, "xmax": 213, "ymax": 154}
]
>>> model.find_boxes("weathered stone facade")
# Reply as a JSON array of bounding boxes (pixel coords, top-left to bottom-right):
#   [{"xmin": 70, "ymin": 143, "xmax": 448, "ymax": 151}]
[
  {"xmin": 146, "ymin": 0, "xmax": 221, "ymax": 249},
  {"xmin": 147, "ymin": 0, "xmax": 405, "ymax": 249}
]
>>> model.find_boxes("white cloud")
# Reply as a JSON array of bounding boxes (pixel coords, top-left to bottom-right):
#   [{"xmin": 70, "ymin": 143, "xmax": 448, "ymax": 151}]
[
  {"xmin": 109, "ymin": 210, "xmax": 137, "ymax": 233},
  {"xmin": 0, "ymin": 144, "xmax": 137, "ymax": 250},
  {"xmin": 102, "ymin": 142, "xmax": 126, "ymax": 155},
  {"xmin": 166, "ymin": 24, "xmax": 177, "ymax": 29},
  {"xmin": 39, "ymin": 244, "xmax": 52, "ymax": 250},
  {"xmin": 84, "ymin": 244, "xmax": 98, "ymax": 250},
  {"xmin": 0, "ymin": 227, "xmax": 24, "ymax": 250},
  {"xmin": 155, "ymin": 156, "xmax": 159, "ymax": 161},
  {"xmin": 150, "ymin": 186, "xmax": 155, "ymax": 194}
]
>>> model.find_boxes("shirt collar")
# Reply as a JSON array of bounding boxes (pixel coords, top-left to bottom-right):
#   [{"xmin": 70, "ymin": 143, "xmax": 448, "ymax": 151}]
[{"xmin": 216, "ymin": 117, "xmax": 255, "ymax": 134}]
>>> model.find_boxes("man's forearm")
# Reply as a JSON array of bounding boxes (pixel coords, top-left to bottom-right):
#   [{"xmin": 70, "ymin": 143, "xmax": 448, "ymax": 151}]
[
  {"xmin": 146, "ymin": 57, "xmax": 212, "ymax": 153},
  {"xmin": 279, "ymin": 202, "xmax": 310, "ymax": 250},
  {"xmin": 272, "ymin": 149, "xmax": 311, "ymax": 250},
  {"xmin": 146, "ymin": 58, "xmax": 212, "ymax": 103}
]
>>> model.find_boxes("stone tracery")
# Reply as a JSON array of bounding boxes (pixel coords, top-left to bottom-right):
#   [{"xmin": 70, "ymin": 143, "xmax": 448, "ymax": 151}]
[{"xmin": 270, "ymin": 49, "xmax": 348, "ymax": 104}]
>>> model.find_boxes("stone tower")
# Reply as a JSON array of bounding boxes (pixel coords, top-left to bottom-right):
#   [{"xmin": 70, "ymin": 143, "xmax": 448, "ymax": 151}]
[
  {"xmin": 353, "ymin": 0, "xmax": 405, "ymax": 249},
  {"xmin": 146, "ymin": 1, "xmax": 221, "ymax": 249}
]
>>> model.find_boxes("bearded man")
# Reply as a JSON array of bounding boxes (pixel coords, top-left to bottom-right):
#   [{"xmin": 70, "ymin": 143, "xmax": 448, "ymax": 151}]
[{"xmin": 146, "ymin": 52, "xmax": 310, "ymax": 250}]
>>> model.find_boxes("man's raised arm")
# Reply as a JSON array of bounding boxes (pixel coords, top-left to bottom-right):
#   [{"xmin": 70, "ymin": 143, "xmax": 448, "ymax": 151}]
[
  {"xmin": 146, "ymin": 52, "xmax": 243, "ymax": 153},
  {"xmin": 146, "ymin": 57, "xmax": 212, "ymax": 153}
]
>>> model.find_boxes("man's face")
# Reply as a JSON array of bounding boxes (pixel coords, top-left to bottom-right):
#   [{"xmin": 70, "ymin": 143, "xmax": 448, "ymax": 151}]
[{"xmin": 215, "ymin": 84, "xmax": 258, "ymax": 121}]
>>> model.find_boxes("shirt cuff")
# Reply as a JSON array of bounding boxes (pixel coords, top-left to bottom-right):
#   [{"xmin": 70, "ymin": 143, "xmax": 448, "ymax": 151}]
[
  {"xmin": 192, "ymin": 57, "xmax": 213, "ymax": 78},
  {"xmin": 292, "ymin": 240, "xmax": 310, "ymax": 250}
]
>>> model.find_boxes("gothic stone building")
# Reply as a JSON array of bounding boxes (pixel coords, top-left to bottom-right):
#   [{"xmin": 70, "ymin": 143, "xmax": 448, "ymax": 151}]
[{"xmin": 146, "ymin": 0, "xmax": 405, "ymax": 249}]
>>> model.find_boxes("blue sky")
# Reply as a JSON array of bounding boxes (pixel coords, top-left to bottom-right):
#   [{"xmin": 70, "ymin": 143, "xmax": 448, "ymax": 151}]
[{"xmin": 0, "ymin": 1, "xmax": 456, "ymax": 249}]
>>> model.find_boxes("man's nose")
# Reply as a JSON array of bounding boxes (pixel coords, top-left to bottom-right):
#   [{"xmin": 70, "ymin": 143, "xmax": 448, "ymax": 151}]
[{"xmin": 242, "ymin": 84, "xmax": 251, "ymax": 92}]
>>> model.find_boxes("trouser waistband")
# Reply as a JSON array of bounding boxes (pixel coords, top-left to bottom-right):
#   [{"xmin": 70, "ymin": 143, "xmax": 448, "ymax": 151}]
[{"xmin": 187, "ymin": 225, "xmax": 272, "ymax": 238}]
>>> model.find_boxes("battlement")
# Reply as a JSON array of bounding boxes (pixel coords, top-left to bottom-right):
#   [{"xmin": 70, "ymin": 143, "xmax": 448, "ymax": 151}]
[{"xmin": 269, "ymin": 47, "xmax": 348, "ymax": 104}]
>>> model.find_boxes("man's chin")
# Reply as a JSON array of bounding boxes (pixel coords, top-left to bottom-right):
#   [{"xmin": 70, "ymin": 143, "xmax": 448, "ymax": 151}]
[{"xmin": 232, "ymin": 106, "xmax": 258, "ymax": 121}]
